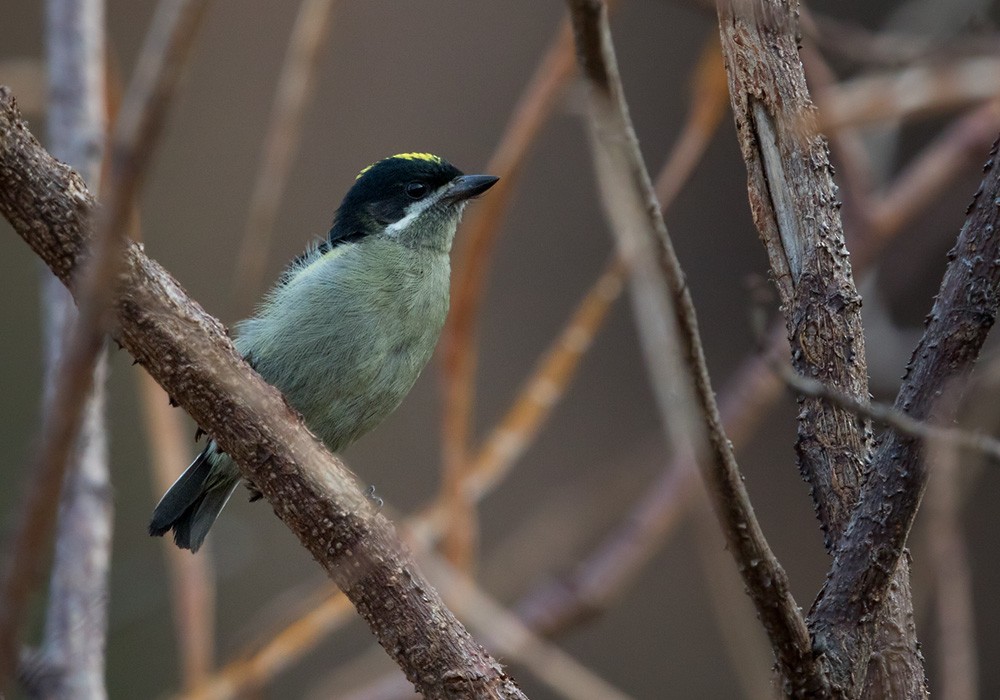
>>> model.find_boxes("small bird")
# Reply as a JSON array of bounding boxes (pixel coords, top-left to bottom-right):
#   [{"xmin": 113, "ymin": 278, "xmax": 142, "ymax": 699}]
[{"xmin": 150, "ymin": 153, "xmax": 498, "ymax": 551}]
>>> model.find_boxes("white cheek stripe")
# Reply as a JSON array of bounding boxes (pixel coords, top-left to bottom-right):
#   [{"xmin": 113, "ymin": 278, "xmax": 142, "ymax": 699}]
[{"xmin": 383, "ymin": 185, "xmax": 449, "ymax": 237}]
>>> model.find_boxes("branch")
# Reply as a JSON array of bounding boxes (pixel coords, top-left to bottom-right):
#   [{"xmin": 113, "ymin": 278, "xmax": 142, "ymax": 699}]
[
  {"xmin": 566, "ymin": 0, "xmax": 828, "ymax": 694},
  {"xmin": 809, "ymin": 135, "xmax": 1000, "ymax": 691},
  {"xmin": 0, "ymin": 89, "xmax": 527, "ymax": 700},
  {"xmin": 774, "ymin": 363, "xmax": 1000, "ymax": 464},
  {"xmin": 717, "ymin": 0, "xmax": 871, "ymax": 546}
]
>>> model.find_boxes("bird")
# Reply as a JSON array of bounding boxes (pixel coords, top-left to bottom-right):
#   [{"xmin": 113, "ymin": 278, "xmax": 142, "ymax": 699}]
[{"xmin": 149, "ymin": 153, "xmax": 498, "ymax": 551}]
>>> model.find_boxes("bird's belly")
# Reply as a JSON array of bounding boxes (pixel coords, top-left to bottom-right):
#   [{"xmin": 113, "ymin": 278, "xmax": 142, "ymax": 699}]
[{"xmin": 237, "ymin": 277, "xmax": 447, "ymax": 453}]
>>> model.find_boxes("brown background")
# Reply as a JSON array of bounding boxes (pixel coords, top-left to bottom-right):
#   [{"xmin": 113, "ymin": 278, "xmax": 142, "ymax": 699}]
[{"xmin": 2, "ymin": 0, "xmax": 1000, "ymax": 697}]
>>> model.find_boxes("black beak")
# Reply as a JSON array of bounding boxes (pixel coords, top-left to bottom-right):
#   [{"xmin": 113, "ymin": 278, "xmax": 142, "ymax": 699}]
[{"xmin": 444, "ymin": 174, "xmax": 499, "ymax": 203}]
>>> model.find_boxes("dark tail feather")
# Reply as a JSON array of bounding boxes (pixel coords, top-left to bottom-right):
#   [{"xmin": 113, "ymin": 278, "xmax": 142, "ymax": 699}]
[{"xmin": 149, "ymin": 448, "xmax": 238, "ymax": 552}]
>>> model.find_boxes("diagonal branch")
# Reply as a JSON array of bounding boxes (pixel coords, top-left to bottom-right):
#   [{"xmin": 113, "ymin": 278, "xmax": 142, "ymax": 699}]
[{"xmin": 0, "ymin": 88, "xmax": 527, "ymax": 700}]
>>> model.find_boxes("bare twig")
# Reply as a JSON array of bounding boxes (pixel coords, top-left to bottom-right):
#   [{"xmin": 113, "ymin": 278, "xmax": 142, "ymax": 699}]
[
  {"xmin": 516, "ymin": 336, "xmax": 785, "ymax": 636},
  {"xmin": 439, "ymin": 17, "xmax": 577, "ymax": 569},
  {"xmin": 230, "ymin": 0, "xmax": 337, "ymax": 307},
  {"xmin": 514, "ymin": 88, "xmax": 992, "ymax": 645},
  {"xmin": 0, "ymin": 1, "xmax": 209, "ymax": 689},
  {"xmin": 718, "ymin": 0, "xmax": 872, "ymax": 543},
  {"xmin": 809, "ymin": 136, "xmax": 1000, "ymax": 692},
  {"xmin": 716, "ymin": 1, "xmax": 936, "ymax": 694},
  {"xmin": 801, "ymin": 41, "xmax": 877, "ymax": 229},
  {"xmin": 567, "ymin": 0, "xmax": 825, "ymax": 694},
  {"xmin": 774, "ymin": 362, "xmax": 1000, "ymax": 463},
  {"xmin": 0, "ymin": 88, "xmax": 527, "ymax": 700},
  {"xmin": 137, "ymin": 371, "xmax": 216, "ymax": 690},
  {"xmin": 460, "ymin": 256, "xmax": 624, "ymax": 500},
  {"xmin": 652, "ymin": 32, "xmax": 729, "ymax": 208}
]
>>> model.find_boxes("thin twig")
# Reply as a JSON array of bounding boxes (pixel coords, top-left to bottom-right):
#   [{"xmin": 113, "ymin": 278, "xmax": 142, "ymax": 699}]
[
  {"xmin": 0, "ymin": 87, "xmax": 527, "ymax": 700},
  {"xmin": 516, "ymin": 326, "xmax": 785, "ymax": 635},
  {"xmin": 652, "ymin": 32, "xmax": 729, "ymax": 208},
  {"xmin": 439, "ymin": 17, "xmax": 577, "ymax": 570},
  {"xmin": 230, "ymin": 0, "xmax": 337, "ymax": 308},
  {"xmin": 774, "ymin": 362, "xmax": 1000, "ymax": 464},
  {"xmin": 805, "ymin": 12, "xmax": 1000, "ymax": 68},
  {"xmin": 809, "ymin": 135, "xmax": 1000, "ymax": 693},
  {"xmin": 460, "ymin": 256, "xmax": 624, "ymax": 500},
  {"xmin": 801, "ymin": 41, "xmax": 878, "ymax": 229},
  {"xmin": 567, "ymin": 0, "xmax": 824, "ymax": 694},
  {"xmin": 0, "ymin": 1, "xmax": 210, "ymax": 689}
]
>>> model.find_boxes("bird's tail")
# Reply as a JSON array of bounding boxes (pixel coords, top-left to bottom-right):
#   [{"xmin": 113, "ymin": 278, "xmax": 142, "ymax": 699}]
[{"xmin": 149, "ymin": 445, "xmax": 239, "ymax": 552}]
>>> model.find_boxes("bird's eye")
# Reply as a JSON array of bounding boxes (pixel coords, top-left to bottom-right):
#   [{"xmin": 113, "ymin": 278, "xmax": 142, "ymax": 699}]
[{"xmin": 405, "ymin": 181, "xmax": 429, "ymax": 200}]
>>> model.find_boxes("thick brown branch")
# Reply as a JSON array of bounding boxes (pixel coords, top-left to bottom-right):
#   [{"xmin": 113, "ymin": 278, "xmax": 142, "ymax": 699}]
[
  {"xmin": 717, "ymin": 0, "xmax": 871, "ymax": 548},
  {"xmin": 715, "ymin": 1, "xmax": 934, "ymax": 696},
  {"xmin": 809, "ymin": 136, "xmax": 1000, "ymax": 691},
  {"xmin": 0, "ymin": 88, "xmax": 527, "ymax": 700}
]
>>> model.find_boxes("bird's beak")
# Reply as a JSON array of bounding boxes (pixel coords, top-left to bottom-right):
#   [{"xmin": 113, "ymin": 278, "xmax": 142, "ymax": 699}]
[{"xmin": 444, "ymin": 174, "xmax": 499, "ymax": 203}]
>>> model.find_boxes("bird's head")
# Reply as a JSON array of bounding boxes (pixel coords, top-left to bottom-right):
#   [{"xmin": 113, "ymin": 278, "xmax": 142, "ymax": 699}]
[{"xmin": 330, "ymin": 153, "xmax": 498, "ymax": 252}]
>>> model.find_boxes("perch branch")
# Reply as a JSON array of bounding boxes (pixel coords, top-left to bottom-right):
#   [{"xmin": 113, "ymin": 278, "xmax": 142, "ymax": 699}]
[{"xmin": 0, "ymin": 88, "xmax": 527, "ymax": 700}]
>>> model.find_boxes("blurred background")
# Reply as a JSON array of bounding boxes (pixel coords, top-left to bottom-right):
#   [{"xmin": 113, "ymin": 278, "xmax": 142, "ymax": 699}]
[{"xmin": 3, "ymin": 0, "xmax": 1000, "ymax": 697}]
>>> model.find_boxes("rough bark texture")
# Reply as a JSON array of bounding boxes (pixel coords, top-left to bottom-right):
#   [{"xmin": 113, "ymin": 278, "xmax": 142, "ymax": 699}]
[
  {"xmin": 810, "ymin": 137, "xmax": 1000, "ymax": 692},
  {"xmin": 0, "ymin": 87, "xmax": 527, "ymax": 700},
  {"xmin": 716, "ymin": 1, "xmax": 926, "ymax": 697}
]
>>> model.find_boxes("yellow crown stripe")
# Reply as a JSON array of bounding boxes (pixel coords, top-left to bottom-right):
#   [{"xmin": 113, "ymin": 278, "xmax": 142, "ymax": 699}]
[{"xmin": 356, "ymin": 152, "xmax": 443, "ymax": 179}]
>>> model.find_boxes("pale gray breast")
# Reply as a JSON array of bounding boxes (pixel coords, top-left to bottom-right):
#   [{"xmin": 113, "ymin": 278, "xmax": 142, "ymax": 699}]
[{"xmin": 234, "ymin": 238, "xmax": 450, "ymax": 453}]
